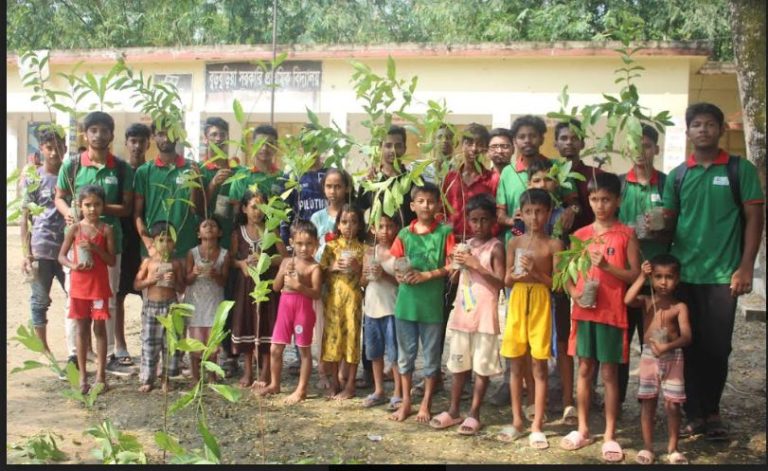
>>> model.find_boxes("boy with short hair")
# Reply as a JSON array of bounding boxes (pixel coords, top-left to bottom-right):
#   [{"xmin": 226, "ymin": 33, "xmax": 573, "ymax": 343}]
[
  {"xmin": 229, "ymin": 124, "xmax": 282, "ymax": 215},
  {"xmin": 430, "ymin": 193, "xmax": 504, "ymax": 435},
  {"xmin": 497, "ymin": 189, "xmax": 563, "ymax": 448},
  {"xmin": 21, "ymin": 130, "xmax": 67, "ymax": 356},
  {"xmin": 388, "ymin": 183, "xmax": 455, "ymax": 423},
  {"xmin": 560, "ymin": 173, "xmax": 641, "ymax": 462},
  {"xmin": 133, "ymin": 221, "xmax": 186, "ymax": 392},
  {"xmin": 663, "ymin": 102, "xmax": 764, "ymax": 439},
  {"xmin": 625, "ymin": 254, "xmax": 691, "ymax": 465}
]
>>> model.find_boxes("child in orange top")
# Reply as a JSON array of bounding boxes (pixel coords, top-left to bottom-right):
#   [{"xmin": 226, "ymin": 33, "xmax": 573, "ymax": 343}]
[
  {"xmin": 560, "ymin": 172, "xmax": 640, "ymax": 462},
  {"xmin": 58, "ymin": 185, "xmax": 116, "ymax": 394}
]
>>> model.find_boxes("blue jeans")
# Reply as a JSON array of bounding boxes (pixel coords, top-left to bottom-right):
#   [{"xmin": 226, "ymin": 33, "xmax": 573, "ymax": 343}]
[
  {"xmin": 395, "ymin": 318, "xmax": 442, "ymax": 377},
  {"xmin": 364, "ymin": 315, "xmax": 397, "ymax": 364},
  {"xmin": 30, "ymin": 259, "xmax": 66, "ymax": 327}
]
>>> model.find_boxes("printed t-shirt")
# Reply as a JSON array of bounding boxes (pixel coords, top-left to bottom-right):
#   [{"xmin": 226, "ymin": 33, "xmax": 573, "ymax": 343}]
[
  {"xmin": 662, "ymin": 150, "xmax": 764, "ymax": 284},
  {"xmin": 133, "ymin": 155, "xmax": 199, "ymax": 259},
  {"xmin": 56, "ymin": 151, "xmax": 134, "ymax": 254},
  {"xmin": 447, "ymin": 237, "xmax": 503, "ymax": 334},
  {"xmin": 200, "ymin": 159, "xmax": 243, "ymax": 250},
  {"xmin": 25, "ymin": 167, "xmax": 65, "ymax": 260},
  {"xmin": 442, "ymin": 167, "xmax": 500, "ymax": 239},
  {"xmin": 310, "ymin": 207, "xmax": 337, "ymax": 262},
  {"xmin": 619, "ymin": 167, "xmax": 668, "ymax": 261},
  {"xmin": 390, "ymin": 219, "xmax": 455, "ymax": 324},
  {"xmin": 279, "ymin": 169, "xmax": 327, "ymax": 244},
  {"xmin": 570, "ymin": 222, "xmax": 633, "ymax": 329}
]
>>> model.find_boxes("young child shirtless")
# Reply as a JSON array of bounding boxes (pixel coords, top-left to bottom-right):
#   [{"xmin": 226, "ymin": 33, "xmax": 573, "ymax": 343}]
[{"xmin": 134, "ymin": 223, "xmax": 186, "ymax": 392}]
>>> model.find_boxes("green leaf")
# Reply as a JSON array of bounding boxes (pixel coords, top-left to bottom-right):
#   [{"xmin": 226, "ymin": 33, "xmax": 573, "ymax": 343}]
[
  {"xmin": 208, "ymin": 383, "xmax": 242, "ymax": 403},
  {"xmin": 202, "ymin": 360, "xmax": 226, "ymax": 378},
  {"xmin": 154, "ymin": 431, "xmax": 186, "ymax": 456},
  {"xmin": 169, "ymin": 386, "xmax": 198, "ymax": 414},
  {"xmin": 12, "ymin": 324, "xmax": 46, "ymax": 353},
  {"xmin": 197, "ymin": 420, "xmax": 221, "ymax": 462},
  {"xmin": 176, "ymin": 338, "xmax": 206, "ymax": 352},
  {"xmin": 11, "ymin": 360, "xmax": 45, "ymax": 374},
  {"xmin": 233, "ymin": 99, "xmax": 245, "ymax": 126}
]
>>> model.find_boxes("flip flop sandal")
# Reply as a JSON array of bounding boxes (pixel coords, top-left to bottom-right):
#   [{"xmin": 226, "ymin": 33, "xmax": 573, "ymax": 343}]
[
  {"xmin": 601, "ymin": 440, "xmax": 624, "ymax": 462},
  {"xmin": 528, "ymin": 431, "xmax": 549, "ymax": 449},
  {"xmin": 428, "ymin": 411, "xmax": 463, "ymax": 430},
  {"xmin": 635, "ymin": 449, "xmax": 655, "ymax": 465},
  {"xmin": 524, "ymin": 405, "xmax": 548, "ymax": 423},
  {"xmin": 667, "ymin": 451, "xmax": 689, "ymax": 464},
  {"xmin": 457, "ymin": 417, "xmax": 482, "ymax": 436},
  {"xmin": 387, "ymin": 396, "xmax": 403, "ymax": 411},
  {"xmin": 562, "ymin": 406, "xmax": 578, "ymax": 425},
  {"xmin": 362, "ymin": 393, "xmax": 386, "ymax": 408},
  {"xmin": 496, "ymin": 425, "xmax": 524, "ymax": 443},
  {"xmin": 560, "ymin": 430, "xmax": 592, "ymax": 451},
  {"xmin": 117, "ymin": 356, "xmax": 135, "ymax": 366}
]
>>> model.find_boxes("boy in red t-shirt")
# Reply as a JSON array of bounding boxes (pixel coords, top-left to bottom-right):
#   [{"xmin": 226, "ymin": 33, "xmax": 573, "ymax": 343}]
[{"xmin": 560, "ymin": 173, "xmax": 640, "ymax": 462}]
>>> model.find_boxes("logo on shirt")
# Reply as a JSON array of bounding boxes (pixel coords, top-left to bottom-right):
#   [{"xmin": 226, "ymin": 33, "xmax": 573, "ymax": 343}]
[
  {"xmin": 713, "ymin": 176, "xmax": 730, "ymax": 186},
  {"xmin": 650, "ymin": 193, "xmax": 661, "ymax": 203},
  {"xmin": 104, "ymin": 175, "xmax": 118, "ymax": 185}
]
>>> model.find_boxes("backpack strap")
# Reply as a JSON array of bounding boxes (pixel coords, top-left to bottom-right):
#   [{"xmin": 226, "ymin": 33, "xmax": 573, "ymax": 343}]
[
  {"xmin": 656, "ymin": 171, "xmax": 666, "ymax": 197},
  {"xmin": 67, "ymin": 153, "xmax": 82, "ymax": 202},
  {"xmin": 727, "ymin": 155, "xmax": 745, "ymax": 234},
  {"xmin": 672, "ymin": 162, "xmax": 688, "ymax": 211},
  {"xmin": 618, "ymin": 173, "xmax": 627, "ymax": 198},
  {"xmin": 116, "ymin": 157, "xmax": 127, "ymax": 202}
]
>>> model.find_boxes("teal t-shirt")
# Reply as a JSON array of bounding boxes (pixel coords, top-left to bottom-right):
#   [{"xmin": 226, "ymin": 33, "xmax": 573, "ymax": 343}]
[
  {"xmin": 662, "ymin": 151, "xmax": 764, "ymax": 284},
  {"xmin": 56, "ymin": 152, "xmax": 134, "ymax": 254},
  {"xmin": 394, "ymin": 223, "xmax": 453, "ymax": 324},
  {"xmin": 134, "ymin": 156, "xmax": 200, "ymax": 259}
]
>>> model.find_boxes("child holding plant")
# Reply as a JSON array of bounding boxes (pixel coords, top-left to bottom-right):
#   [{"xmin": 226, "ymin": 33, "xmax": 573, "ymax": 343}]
[
  {"xmin": 256, "ymin": 220, "xmax": 322, "ymax": 404},
  {"xmin": 58, "ymin": 185, "xmax": 116, "ymax": 395},
  {"xmin": 430, "ymin": 193, "xmax": 504, "ymax": 435},
  {"xmin": 360, "ymin": 213, "xmax": 402, "ymax": 410},
  {"xmin": 625, "ymin": 255, "xmax": 691, "ymax": 465},
  {"xmin": 560, "ymin": 172, "xmax": 640, "ymax": 462},
  {"xmin": 184, "ymin": 218, "xmax": 230, "ymax": 385},
  {"xmin": 319, "ymin": 204, "xmax": 366, "ymax": 400},
  {"xmin": 230, "ymin": 190, "xmax": 287, "ymax": 388},
  {"xmin": 133, "ymin": 221, "xmax": 185, "ymax": 393},
  {"xmin": 21, "ymin": 129, "xmax": 66, "ymax": 356},
  {"xmin": 388, "ymin": 183, "xmax": 455, "ymax": 423},
  {"xmin": 497, "ymin": 189, "xmax": 563, "ymax": 449}
]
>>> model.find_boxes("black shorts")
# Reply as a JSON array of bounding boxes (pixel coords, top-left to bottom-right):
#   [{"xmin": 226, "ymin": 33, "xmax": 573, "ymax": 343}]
[
  {"xmin": 553, "ymin": 291, "xmax": 571, "ymax": 344},
  {"xmin": 118, "ymin": 250, "xmax": 143, "ymax": 297}
]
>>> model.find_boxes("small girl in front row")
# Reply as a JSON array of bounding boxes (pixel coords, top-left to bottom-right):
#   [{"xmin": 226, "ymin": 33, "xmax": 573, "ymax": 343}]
[
  {"xmin": 231, "ymin": 190, "xmax": 287, "ymax": 388},
  {"xmin": 58, "ymin": 185, "xmax": 116, "ymax": 394},
  {"xmin": 185, "ymin": 218, "xmax": 230, "ymax": 385},
  {"xmin": 256, "ymin": 220, "xmax": 322, "ymax": 404},
  {"xmin": 320, "ymin": 204, "xmax": 366, "ymax": 400}
]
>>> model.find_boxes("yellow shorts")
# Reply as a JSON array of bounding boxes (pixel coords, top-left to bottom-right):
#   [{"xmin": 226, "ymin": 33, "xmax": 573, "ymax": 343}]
[{"xmin": 500, "ymin": 282, "xmax": 552, "ymax": 360}]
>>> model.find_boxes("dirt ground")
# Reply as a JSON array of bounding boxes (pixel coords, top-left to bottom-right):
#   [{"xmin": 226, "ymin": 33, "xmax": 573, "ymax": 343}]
[{"xmin": 5, "ymin": 229, "xmax": 767, "ymax": 464}]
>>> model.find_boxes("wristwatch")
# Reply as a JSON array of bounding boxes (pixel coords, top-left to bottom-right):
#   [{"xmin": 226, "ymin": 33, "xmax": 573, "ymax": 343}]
[{"xmin": 570, "ymin": 204, "xmax": 581, "ymax": 214}]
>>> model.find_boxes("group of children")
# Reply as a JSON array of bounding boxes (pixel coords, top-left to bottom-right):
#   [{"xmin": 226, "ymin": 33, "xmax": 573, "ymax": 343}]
[{"xmin": 22, "ymin": 102, "xmax": 764, "ymax": 465}]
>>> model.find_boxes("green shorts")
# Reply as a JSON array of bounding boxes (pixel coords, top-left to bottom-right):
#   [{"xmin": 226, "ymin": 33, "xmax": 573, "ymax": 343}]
[{"xmin": 574, "ymin": 320, "xmax": 627, "ymax": 364}]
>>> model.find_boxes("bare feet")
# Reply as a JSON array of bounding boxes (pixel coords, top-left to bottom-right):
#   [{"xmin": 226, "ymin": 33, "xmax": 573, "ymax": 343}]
[
  {"xmin": 138, "ymin": 383, "xmax": 153, "ymax": 393},
  {"xmin": 389, "ymin": 404, "xmax": 414, "ymax": 422},
  {"xmin": 257, "ymin": 384, "xmax": 280, "ymax": 397},
  {"xmin": 415, "ymin": 404, "xmax": 432, "ymax": 424},
  {"xmin": 283, "ymin": 390, "xmax": 306, "ymax": 405},
  {"xmin": 239, "ymin": 374, "xmax": 254, "ymax": 388},
  {"xmin": 315, "ymin": 375, "xmax": 332, "ymax": 391},
  {"xmin": 332, "ymin": 387, "xmax": 355, "ymax": 401},
  {"xmin": 250, "ymin": 380, "xmax": 268, "ymax": 389},
  {"xmin": 80, "ymin": 382, "xmax": 90, "ymax": 395}
]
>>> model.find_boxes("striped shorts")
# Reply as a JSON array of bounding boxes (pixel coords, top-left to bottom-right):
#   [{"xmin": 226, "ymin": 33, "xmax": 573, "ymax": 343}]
[
  {"xmin": 637, "ymin": 345, "xmax": 686, "ymax": 403},
  {"xmin": 139, "ymin": 299, "xmax": 176, "ymax": 385}
]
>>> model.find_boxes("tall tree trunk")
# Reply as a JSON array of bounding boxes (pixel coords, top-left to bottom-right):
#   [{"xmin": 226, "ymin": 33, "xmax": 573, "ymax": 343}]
[{"xmin": 730, "ymin": 0, "xmax": 766, "ymax": 294}]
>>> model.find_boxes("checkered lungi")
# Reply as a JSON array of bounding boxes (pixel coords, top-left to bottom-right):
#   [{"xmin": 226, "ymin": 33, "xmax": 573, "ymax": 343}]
[{"xmin": 139, "ymin": 299, "xmax": 179, "ymax": 385}]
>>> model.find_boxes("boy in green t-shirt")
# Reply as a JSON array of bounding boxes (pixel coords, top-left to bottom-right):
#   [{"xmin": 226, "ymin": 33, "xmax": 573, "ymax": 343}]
[
  {"xmin": 662, "ymin": 102, "xmax": 764, "ymax": 440},
  {"xmin": 388, "ymin": 183, "xmax": 455, "ymax": 423}
]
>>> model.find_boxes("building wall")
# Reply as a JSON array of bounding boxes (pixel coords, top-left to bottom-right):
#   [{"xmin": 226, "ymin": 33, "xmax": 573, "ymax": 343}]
[{"xmin": 8, "ymin": 50, "xmax": 742, "ymax": 198}]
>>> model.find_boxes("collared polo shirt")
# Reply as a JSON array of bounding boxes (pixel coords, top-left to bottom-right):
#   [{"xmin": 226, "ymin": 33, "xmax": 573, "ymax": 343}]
[
  {"xmin": 56, "ymin": 151, "xmax": 133, "ymax": 254},
  {"xmin": 134, "ymin": 155, "xmax": 199, "ymax": 259},
  {"xmin": 619, "ymin": 167, "xmax": 668, "ymax": 261},
  {"xmin": 200, "ymin": 159, "xmax": 243, "ymax": 249},
  {"xmin": 662, "ymin": 149, "xmax": 764, "ymax": 284}
]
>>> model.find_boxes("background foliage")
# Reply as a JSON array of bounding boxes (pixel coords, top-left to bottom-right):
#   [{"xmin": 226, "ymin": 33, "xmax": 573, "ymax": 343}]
[{"xmin": 7, "ymin": 0, "xmax": 733, "ymax": 60}]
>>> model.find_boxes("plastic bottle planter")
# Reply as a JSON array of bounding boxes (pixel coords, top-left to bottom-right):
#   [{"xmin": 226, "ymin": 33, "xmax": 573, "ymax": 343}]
[
  {"xmin": 23, "ymin": 260, "xmax": 39, "ymax": 284},
  {"xmin": 340, "ymin": 249, "xmax": 355, "ymax": 274},
  {"xmin": 156, "ymin": 262, "xmax": 175, "ymax": 288},
  {"xmin": 452, "ymin": 242, "xmax": 470, "ymax": 270},
  {"xmin": 647, "ymin": 207, "xmax": 665, "ymax": 232},
  {"xmin": 214, "ymin": 194, "xmax": 231, "ymax": 219},
  {"xmin": 579, "ymin": 278, "xmax": 600, "ymax": 308},
  {"xmin": 70, "ymin": 202, "xmax": 80, "ymax": 222},
  {"xmin": 513, "ymin": 248, "xmax": 533, "ymax": 276},
  {"xmin": 76, "ymin": 245, "xmax": 93, "ymax": 269},
  {"xmin": 366, "ymin": 257, "xmax": 380, "ymax": 281},
  {"xmin": 394, "ymin": 256, "xmax": 412, "ymax": 277},
  {"xmin": 198, "ymin": 259, "xmax": 213, "ymax": 278}
]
